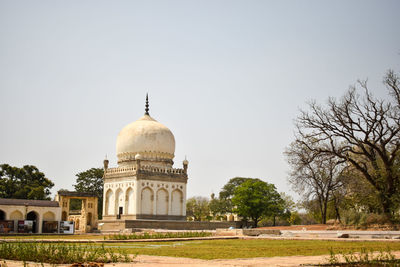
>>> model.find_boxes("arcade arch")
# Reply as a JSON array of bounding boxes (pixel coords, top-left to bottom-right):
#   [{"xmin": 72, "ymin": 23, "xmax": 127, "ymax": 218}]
[
  {"xmin": 0, "ymin": 210, "xmax": 5, "ymax": 220},
  {"xmin": 141, "ymin": 187, "xmax": 153, "ymax": 215},
  {"xmin": 156, "ymin": 189, "xmax": 168, "ymax": 215},
  {"xmin": 125, "ymin": 187, "xmax": 134, "ymax": 215},
  {"xmin": 27, "ymin": 211, "xmax": 39, "ymax": 233},
  {"xmin": 171, "ymin": 189, "xmax": 183, "ymax": 216},
  {"xmin": 105, "ymin": 189, "xmax": 114, "ymax": 216},
  {"xmin": 115, "ymin": 189, "xmax": 124, "ymax": 216},
  {"xmin": 43, "ymin": 211, "xmax": 55, "ymax": 221},
  {"xmin": 9, "ymin": 210, "xmax": 23, "ymax": 220}
]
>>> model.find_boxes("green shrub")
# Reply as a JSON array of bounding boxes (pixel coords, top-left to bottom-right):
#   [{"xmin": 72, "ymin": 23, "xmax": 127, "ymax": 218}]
[
  {"xmin": 0, "ymin": 242, "xmax": 133, "ymax": 264},
  {"xmin": 327, "ymin": 247, "xmax": 399, "ymax": 266},
  {"xmin": 107, "ymin": 231, "xmax": 212, "ymax": 240}
]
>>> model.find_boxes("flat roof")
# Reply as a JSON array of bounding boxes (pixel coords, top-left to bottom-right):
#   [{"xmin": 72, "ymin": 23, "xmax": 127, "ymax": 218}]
[
  {"xmin": 57, "ymin": 191, "xmax": 97, "ymax": 197},
  {"xmin": 0, "ymin": 198, "xmax": 59, "ymax": 207}
]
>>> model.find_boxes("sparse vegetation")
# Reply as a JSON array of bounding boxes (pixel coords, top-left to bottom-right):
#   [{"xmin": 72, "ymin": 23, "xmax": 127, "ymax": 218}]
[
  {"xmin": 0, "ymin": 242, "xmax": 134, "ymax": 264},
  {"xmin": 99, "ymin": 239, "xmax": 400, "ymax": 260},
  {"xmin": 323, "ymin": 247, "xmax": 400, "ymax": 266},
  {"xmin": 106, "ymin": 231, "xmax": 212, "ymax": 240}
]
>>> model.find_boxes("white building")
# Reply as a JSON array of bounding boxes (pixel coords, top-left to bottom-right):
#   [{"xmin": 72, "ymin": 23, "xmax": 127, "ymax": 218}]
[{"xmin": 102, "ymin": 95, "xmax": 188, "ymax": 221}]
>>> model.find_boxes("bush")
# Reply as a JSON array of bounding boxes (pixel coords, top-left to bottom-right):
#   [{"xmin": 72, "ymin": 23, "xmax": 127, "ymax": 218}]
[
  {"xmin": 365, "ymin": 213, "xmax": 391, "ymax": 225},
  {"xmin": 0, "ymin": 242, "xmax": 133, "ymax": 264},
  {"xmin": 106, "ymin": 231, "xmax": 212, "ymax": 240},
  {"xmin": 298, "ymin": 213, "xmax": 318, "ymax": 225},
  {"xmin": 289, "ymin": 212, "xmax": 302, "ymax": 225}
]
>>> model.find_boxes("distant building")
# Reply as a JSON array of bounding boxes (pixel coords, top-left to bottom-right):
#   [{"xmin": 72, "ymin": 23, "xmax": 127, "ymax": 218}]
[
  {"xmin": 0, "ymin": 198, "xmax": 61, "ymax": 233},
  {"xmin": 55, "ymin": 191, "xmax": 98, "ymax": 233},
  {"xmin": 0, "ymin": 192, "xmax": 98, "ymax": 234},
  {"xmin": 101, "ymin": 95, "xmax": 188, "ymax": 226}
]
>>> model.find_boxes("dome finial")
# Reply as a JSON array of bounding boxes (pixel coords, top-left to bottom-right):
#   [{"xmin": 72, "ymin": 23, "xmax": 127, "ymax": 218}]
[{"xmin": 145, "ymin": 93, "xmax": 150, "ymax": 115}]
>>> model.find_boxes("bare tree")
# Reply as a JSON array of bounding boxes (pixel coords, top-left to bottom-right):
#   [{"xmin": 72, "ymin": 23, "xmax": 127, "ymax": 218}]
[
  {"xmin": 295, "ymin": 70, "xmax": 400, "ymax": 219},
  {"xmin": 285, "ymin": 141, "xmax": 345, "ymax": 224}
]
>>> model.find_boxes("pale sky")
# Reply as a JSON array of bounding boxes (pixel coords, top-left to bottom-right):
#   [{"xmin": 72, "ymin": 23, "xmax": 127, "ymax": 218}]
[{"xmin": 0, "ymin": 0, "xmax": 399, "ymax": 200}]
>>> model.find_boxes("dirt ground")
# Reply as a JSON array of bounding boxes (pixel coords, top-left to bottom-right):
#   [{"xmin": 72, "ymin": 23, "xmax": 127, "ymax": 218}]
[{"xmin": 3, "ymin": 251, "xmax": 400, "ymax": 267}]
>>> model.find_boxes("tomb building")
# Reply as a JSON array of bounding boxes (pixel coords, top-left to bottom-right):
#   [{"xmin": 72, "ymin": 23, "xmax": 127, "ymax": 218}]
[{"xmin": 102, "ymin": 95, "xmax": 188, "ymax": 221}]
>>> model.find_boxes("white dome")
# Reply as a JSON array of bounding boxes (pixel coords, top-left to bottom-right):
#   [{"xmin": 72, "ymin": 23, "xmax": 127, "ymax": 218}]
[{"xmin": 116, "ymin": 115, "xmax": 175, "ymax": 164}]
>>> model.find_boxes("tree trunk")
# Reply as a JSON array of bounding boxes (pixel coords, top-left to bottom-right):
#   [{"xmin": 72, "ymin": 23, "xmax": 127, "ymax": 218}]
[
  {"xmin": 380, "ymin": 194, "xmax": 394, "ymax": 221},
  {"xmin": 322, "ymin": 199, "xmax": 328, "ymax": 224},
  {"xmin": 273, "ymin": 215, "xmax": 276, "ymax": 226},
  {"xmin": 334, "ymin": 202, "xmax": 340, "ymax": 223},
  {"xmin": 319, "ymin": 195, "xmax": 328, "ymax": 224}
]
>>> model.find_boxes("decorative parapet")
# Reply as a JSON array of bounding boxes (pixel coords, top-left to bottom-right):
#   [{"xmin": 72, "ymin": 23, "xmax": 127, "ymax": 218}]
[
  {"xmin": 105, "ymin": 165, "xmax": 185, "ymax": 175},
  {"xmin": 140, "ymin": 165, "xmax": 185, "ymax": 174},
  {"xmin": 105, "ymin": 166, "xmax": 137, "ymax": 174},
  {"xmin": 117, "ymin": 151, "xmax": 174, "ymax": 163}
]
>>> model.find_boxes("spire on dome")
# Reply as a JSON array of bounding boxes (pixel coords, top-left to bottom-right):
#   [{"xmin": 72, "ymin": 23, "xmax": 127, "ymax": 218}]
[{"xmin": 145, "ymin": 93, "xmax": 149, "ymax": 115}]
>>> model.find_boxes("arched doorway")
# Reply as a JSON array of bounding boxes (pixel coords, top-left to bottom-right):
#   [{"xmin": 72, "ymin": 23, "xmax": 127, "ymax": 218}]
[
  {"xmin": 87, "ymin": 212, "xmax": 92, "ymax": 226},
  {"xmin": 115, "ymin": 189, "xmax": 124, "ymax": 217},
  {"xmin": 0, "ymin": 210, "xmax": 5, "ymax": 220},
  {"xmin": 26, "ymin": 211, "xmax": 38, "ymax": 233},
  {"xmin": 62, "ymin": 211, "xmax": 68, "ymax": 221}
]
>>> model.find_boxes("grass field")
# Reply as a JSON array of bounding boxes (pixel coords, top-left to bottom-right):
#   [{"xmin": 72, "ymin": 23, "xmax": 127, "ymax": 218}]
[
  {"xmin": 93, "ymin": 239, "xmax": 400, "ymax": 260},
  {"xmin": 2, "ymin": 238, "xmax": 400, "ymax": 261},
  {"xmin": 0, "ymin": 234, "xmax": 104, "ymax": 240}
]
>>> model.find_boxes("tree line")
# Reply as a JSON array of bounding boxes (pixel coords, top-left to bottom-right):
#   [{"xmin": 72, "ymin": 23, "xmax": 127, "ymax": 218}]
[{"xmin": 186, "ymin": 177, "xmax": 295, "ymax": 227}]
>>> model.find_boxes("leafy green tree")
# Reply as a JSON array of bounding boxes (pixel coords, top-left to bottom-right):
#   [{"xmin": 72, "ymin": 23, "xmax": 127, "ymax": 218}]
[
  {"xmin": 219, "ymin": 177, "xmax": 260, "ymax": 214},
  {"xmin": 209, "ymin": 193, "xmax": 229, "ymax": 219},
  {"xmin": 269, "ymin": 192, "xmax": 295, "ymax": 226},
  {"xmin": 0, "ymin": 164, "xmax": 54, "ymax": 200},
  {"xmin": 186, "ymin": 196, "xmax": 210, "ymax": 221},
  {"xmin": 73, "ymin": 168, "xmax": 104, "ymax": 219},
  {"xmin": 232, "ymin": 179, "xmax": 281, "ymax": 227}
]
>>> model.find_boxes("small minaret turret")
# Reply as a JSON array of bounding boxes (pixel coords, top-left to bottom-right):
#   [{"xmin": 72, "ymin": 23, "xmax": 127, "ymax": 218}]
[
  {"xmin": 135, "ymin": 153, "xmax": 142, "ymax": 170},
  {"xmin": 103, "ymin": 155, "xmax": 109, "ymax": 170},
  {"xmin": 183, "ymin": 157, "xmax": 189, "ymax": 173}
]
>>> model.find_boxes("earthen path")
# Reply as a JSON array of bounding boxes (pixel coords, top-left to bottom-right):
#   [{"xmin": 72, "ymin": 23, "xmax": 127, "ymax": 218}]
[{"xmin": 3, "ymin": 251, "xmax": 400, "ymax": 267}]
